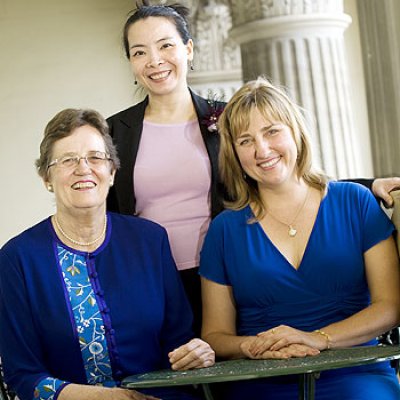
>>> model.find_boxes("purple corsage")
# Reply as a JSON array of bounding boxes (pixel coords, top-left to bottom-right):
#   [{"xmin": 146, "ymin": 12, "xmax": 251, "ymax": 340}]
[{"xmin": 202, "ymin": 91, "xmax": 225, "ymax": 132}]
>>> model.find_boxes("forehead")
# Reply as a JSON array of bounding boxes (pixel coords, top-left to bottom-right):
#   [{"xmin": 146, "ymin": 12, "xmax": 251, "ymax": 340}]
[
  {"xmin": 127, "ymin": 16, "xmax": 180, "ymax": 44},
  {"xmin": 52, "ymin": 125, "xmax": 106, "ymax": 156}
]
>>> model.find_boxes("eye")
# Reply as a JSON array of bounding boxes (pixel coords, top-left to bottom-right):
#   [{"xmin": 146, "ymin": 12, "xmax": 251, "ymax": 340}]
[
  {"xmin": 237, "ymin": 138, "xmax": 252, "ymax": 147},
  {"xmin": 267, "ymin": 128, "xmax": 279, "ymax": 136},
  {"xmin": 131, "ymin": 49, "xmax": 145, "ymax": 58},
  {"xmin": 60, "ymin": 156, "xmax": 78, "ymax": 167},
  {"xmin": 161, "ymin": 42, "xmax": 174, "ymax": 49},
  {"xmin": 87, "ymin": 152, "xmax": 107, "ymax": 164}
]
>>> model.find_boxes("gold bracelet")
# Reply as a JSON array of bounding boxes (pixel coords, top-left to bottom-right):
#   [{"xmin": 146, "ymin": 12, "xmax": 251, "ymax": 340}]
[{"xmin": 314, "ymin": 329, "xmax": 332, "ymax": 350}]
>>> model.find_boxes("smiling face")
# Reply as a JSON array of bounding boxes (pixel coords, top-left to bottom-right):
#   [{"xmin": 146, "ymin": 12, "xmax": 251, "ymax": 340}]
[
  {"xmin": 127, "ymin": 16, "xmax": 193, "ymax": 97},
  {"xmin": 234, "ymin": 107, "xmax": 299, "ymax": 190},
  {"xmin": 45, "ymin": 125, "xmax": 115, "ymax": 215}
]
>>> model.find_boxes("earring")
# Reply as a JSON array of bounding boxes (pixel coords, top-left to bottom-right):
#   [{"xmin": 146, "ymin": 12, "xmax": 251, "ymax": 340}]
[
  {"xmin": 243, "ymin": 172, "xmax": 247, "ymax": 180},
  {"xmin": 189, "ymin": 60, "xmax": 194, "ymax": 71},
  {"xmin": 134, "ymin": 77, "xmax": 138, "ymax": 85},
  {"xmin": 110, "ymin": 180, "xmax": 114, "ymax": 187},
  {"xmin": 47, "ymin": 184, "xmax": 53, "ymax": 192}
]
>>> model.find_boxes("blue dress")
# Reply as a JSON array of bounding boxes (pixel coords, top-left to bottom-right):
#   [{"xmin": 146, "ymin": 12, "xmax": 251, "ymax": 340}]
[
  {"xmin": 199, "ymin": 182, "xmax": 400, "ymax": 399},
  {"xmin": 0, "ymin": 212, "xmax": 201, "ymax": 400}
]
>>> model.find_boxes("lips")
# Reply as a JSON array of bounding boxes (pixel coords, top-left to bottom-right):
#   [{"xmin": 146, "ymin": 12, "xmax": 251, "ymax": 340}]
[
  {"xmin": 258, "ymin": 156, "xmax": 281, "ymax": 169},
  {"xmin": 71, "ymin": 181, "xmax": 96, "ymax": 190},
  {"xmin": 148, "ymin": 70, "xmax": 170, "ymax": 80}
]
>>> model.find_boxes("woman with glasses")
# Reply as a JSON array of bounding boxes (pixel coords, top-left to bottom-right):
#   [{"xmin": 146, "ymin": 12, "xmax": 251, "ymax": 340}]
[{"xmin": 0, "ymin": 108, "xmax": 214, "ymax": 400}]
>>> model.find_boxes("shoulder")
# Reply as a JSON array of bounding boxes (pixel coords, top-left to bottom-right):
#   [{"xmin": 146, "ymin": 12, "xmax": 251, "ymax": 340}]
[
  {"xmin": 0, "ymin": 219, "xmax": 50, "ymax": 258},
  {"xmin": 108, "ymin": 212, "xmax": 167, "ymax": 238},
  {"xmin": 209, "ymin": 207, "xmax": 249, "ymax": 231},
  {"xmin": 327, "ymin": 180, "xmax": 372, "ymax": 201},
  {"xmin": 106, "ymin": 97, "xmax": 148, "ymax": 125}
]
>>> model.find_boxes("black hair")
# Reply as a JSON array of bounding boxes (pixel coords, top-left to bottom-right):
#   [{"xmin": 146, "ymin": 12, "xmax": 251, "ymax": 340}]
[{"xmin": 123, "ymin": 1, "xmax": 192, "ymax": 59}]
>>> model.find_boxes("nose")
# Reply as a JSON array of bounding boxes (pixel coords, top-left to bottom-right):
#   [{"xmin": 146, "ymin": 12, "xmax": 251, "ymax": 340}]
[
  {"xmin": 146, "ymin": 49, "xmax": 164, "ymax": 68},
  {"xmin": 254, "ymin": 137, "xmax": 270, "ymax": 159},
  {"xmin": 75, "ymin": 157, "xmax": 91, "ymax": 172}
]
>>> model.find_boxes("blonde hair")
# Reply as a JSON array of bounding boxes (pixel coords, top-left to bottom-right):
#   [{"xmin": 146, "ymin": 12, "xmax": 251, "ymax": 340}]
[{"xmin": 218, "ymin": 77, "xmax": 328, "ymax": 221}]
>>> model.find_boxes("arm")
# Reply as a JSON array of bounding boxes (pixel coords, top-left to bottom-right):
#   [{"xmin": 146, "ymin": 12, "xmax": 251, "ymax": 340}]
[
  {"xmin": 251, "ymin": 236, "xmax": 400, "ymax": 354},
  {"xmin": 157, "ymin": 233, "xmax": 215, "ymax": 370},
  {"xmin": 201, "ymin": 277, "xmax": 318, "ymax": 360}
]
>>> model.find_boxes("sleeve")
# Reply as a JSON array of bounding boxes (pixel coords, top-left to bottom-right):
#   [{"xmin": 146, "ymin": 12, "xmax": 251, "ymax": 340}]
[
  {"xmin": 340, "ymin": 178, "xmax": 379, "ymax": 203},
  {"xmin": 0, "ymin": 246, "xmax": 70, "ymax": 400},
  {"xmin": 105, "ymin": 117, "xmax": 120, "ymax": 213},
  {"xmin": 199, "ymin": 215, "xmax": 231, "ymax": 286},
  {"xmin": 159, "ymin": 232, "xmax": 194, "ymax": 364},
  {"xmin": 356, "ymin": 184, "xmax": 395, "ymax": 252}
]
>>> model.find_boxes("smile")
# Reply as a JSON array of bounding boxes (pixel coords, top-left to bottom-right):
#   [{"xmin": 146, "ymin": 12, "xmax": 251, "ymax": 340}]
[
  {"xmin": 71, "ymin": 182, "xmax": 96, "ymax": 190},
  {"xmin": 149, "ymin": 71, "xmax": 170, "ymax": 80},
  {"xmin": 259, "ymin": 157, "xmax": 281, "ymax": 168}
]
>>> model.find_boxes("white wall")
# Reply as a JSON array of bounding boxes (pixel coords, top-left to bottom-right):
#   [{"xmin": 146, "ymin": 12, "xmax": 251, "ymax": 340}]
[{"xmin": 0, "ymin": 0, "xmax": 137, "ymax": 246}]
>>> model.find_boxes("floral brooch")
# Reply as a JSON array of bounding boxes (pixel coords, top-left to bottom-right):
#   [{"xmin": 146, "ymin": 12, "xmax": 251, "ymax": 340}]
[{"xmin": 201, "ymin": 91, "xmax": 225, "ymax": 132}]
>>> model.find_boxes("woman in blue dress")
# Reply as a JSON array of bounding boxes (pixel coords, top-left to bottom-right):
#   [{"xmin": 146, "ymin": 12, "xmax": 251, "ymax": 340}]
[
  {"xmin": 199, "ymin": 77, "xmax": 400, "ymax": 399},
  {"xmin": 0, "ymin": 108, "xmax": 214, "ymax": 400}
]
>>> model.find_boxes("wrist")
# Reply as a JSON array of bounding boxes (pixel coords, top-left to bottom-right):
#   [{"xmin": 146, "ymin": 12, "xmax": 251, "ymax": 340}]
[{"xmin": 313, "ymin": 329, "xmax": 332, "ymax": 350}]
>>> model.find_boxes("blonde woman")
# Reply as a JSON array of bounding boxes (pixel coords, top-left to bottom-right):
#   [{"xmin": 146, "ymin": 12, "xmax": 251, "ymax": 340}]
[{"xmin": 200, "ymin": 78, "xmax": 400, "ymax": 400}]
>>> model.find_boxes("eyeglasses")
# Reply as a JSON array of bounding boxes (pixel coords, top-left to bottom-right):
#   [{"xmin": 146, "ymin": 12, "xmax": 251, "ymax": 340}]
[{"xmin": 47, "ymin": 151, "xmax": 111, "ymax": 170}]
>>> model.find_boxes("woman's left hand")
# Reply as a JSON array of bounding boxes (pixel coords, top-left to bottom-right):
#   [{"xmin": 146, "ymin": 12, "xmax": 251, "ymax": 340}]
[
  {"xmin": 168, "ymin": 338, "xmax": 215, "ymax": 370},
  {"xmin": 248, "ymin": 325, "xmax": 325, "ymax": 356}
]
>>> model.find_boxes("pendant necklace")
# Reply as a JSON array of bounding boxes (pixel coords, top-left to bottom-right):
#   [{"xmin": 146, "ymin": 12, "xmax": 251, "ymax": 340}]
[
  {"xmin": 54, "ymin": 215, "xmax": 107, "ymax": 247},
  {"xmin": 266, "ymin": 187, "xmax": 310, "ymax": 238}
]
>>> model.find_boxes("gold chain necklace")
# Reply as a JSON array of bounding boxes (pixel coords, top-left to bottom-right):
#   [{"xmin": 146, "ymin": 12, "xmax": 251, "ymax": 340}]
[
  {"xmin": 54, "ymin": 215, "xmax": 107, "ymax": 247},
  {"xmin": 266, "ymin": 187, "xmax": 310, "ymax": 238}
]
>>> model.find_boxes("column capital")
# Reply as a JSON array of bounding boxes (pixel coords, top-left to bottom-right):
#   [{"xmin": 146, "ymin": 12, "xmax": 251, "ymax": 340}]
[{"xmin": 230, "ymin": 13, "xmax": 351, "ymax": 45}]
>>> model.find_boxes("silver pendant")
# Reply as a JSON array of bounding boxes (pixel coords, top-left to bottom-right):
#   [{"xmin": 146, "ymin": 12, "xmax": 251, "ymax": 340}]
[{"xmin": 288, "ymin": 226, "xmax": 297, "ymax": 237}]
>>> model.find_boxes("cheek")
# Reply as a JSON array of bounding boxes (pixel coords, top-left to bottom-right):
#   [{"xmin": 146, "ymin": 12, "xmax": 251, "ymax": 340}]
[{"xmin": 236, "ymin": 148, "xmax": 253, "ymax": 169}]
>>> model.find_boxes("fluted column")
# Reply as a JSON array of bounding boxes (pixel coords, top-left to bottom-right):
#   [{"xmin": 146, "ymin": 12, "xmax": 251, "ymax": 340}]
[{"xmin": 229, "ymin": 0, "xmax": 358, "ymax": 178}]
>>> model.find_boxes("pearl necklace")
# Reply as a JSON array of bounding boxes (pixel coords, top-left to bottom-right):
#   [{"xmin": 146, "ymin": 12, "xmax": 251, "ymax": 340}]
[
  {"xmin": 54, "ymin": 215, "xmax": 107, "ymax": 247},
  {"xmin": 266, "ymin": 187, "xmax": 310, "ymax": 238}
]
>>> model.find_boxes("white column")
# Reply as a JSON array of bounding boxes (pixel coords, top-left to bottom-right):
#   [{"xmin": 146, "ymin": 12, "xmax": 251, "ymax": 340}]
[{"xmin": 229, "ymin": 0, "xmax": 359, "ymax": 178}]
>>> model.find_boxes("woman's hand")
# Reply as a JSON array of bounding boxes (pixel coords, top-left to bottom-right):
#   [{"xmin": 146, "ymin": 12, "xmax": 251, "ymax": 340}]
[
  {"xmin": 372, "ymin": 177, "xmax": 400, "ymax": 207},
  {"xmin": 168, "ymin": 338, "xmax": 215, "ymax": 370},
  {"xmin": 245, "ymin": 325, "xmax": 328, "ymax": 356}
]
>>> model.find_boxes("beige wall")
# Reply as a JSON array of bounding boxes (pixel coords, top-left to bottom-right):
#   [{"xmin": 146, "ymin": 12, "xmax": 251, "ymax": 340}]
[
  {"xmin": 0, "ymin": 0, "xmax": 136, "ymax": 246},
  {"xmin": 0, "ymin": 0, "xmax": 373, "ymax": 247}
]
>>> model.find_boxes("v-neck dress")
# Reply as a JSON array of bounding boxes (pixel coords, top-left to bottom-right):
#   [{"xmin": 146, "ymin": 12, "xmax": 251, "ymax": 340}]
[{"xmin": 199, "ymin": 182, "xmax": 400, "ymax": 399}]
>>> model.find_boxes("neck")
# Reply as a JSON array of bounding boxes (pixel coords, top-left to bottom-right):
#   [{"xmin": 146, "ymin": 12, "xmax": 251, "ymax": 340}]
[
  {"xmin": 146, "ymin": 88, "xmax": 195, "ymax": 123},
  {"xmin": 53, "ymin": 209, "xmax": 107, "ymax": 249},
  {"xmin": 259, "ymin": 179, "xmax": 308, "ymax": 209}
]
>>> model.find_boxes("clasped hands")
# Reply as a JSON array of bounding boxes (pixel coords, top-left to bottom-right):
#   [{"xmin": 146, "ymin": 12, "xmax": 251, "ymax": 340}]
[{"xmin": 240, "ymin": 325, "xmax": 328, "ymax": 360}]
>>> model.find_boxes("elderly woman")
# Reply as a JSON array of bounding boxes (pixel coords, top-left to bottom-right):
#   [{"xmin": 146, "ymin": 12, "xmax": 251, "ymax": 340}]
[
  {"xmin": 0, "ymin": 108, "xmax": 214, "ymax": 400},
  {"xmin": 200, "ymin": 78, "xmax": 400, "ymax": 399}
]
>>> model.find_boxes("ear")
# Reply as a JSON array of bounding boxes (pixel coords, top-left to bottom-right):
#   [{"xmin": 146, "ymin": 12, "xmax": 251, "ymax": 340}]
[
  {"xmin": 186, "ymin": 39, "xmax": 194, "ymax": 61},
  {"xmin": 43, "ymin": 177, "xmax": 53, "ymax": 193}
]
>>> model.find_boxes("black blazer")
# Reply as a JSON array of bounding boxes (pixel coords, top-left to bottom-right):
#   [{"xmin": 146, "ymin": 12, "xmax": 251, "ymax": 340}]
[{"xmin": 106, "ymin": 89, "xmax": 226, "ymax": 218}]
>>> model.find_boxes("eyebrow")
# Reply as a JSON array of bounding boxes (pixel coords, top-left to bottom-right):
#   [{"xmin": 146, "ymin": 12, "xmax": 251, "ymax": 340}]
[
  {"xmin": 237, "ymin": 123, "xmax": 275, "ymax": 138},
  {"xmin": 129, "ymin": 37, "xmax": 175, "ymax": 50}
]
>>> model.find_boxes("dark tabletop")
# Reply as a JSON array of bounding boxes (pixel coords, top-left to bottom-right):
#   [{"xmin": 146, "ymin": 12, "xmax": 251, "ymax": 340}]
[{"xmin": 122, "ymin": 345, "xmax": 400, "ymax": 389}]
